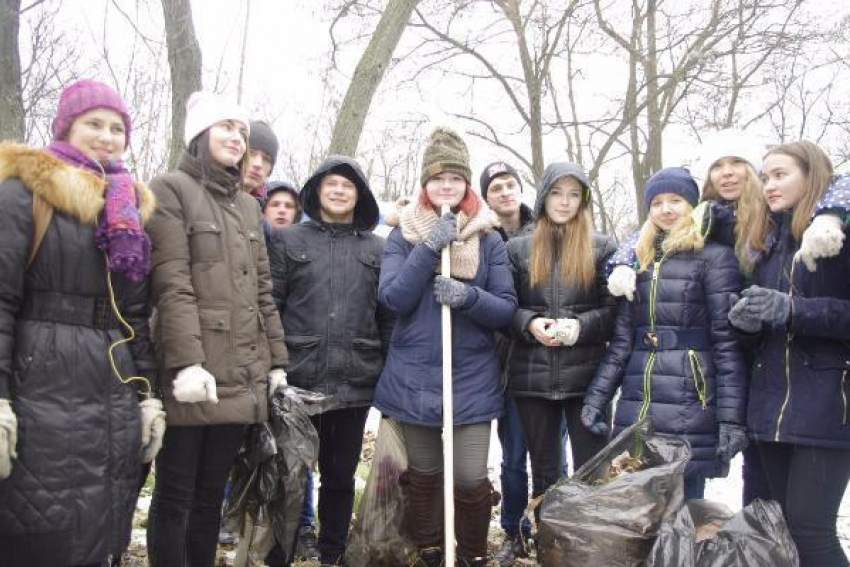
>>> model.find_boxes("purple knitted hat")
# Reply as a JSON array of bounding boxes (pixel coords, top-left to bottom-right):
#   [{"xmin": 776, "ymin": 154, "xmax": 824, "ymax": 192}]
[{"xmin": 51, "ymin": 79, "xmax": 132, "ymax": 143}]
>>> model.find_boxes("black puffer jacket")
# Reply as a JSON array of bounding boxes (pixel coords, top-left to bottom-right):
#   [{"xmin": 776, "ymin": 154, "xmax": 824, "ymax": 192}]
[
  {"xmin": 268, "ymin": 156, "xmax": 393, "ymax": 408},
  {"xmin": 507, "ymin": 232, "xmax": 617, "ymax": 399},
  {"xmin": 0, "ymin": 144, "xmax": 157, "ymax": 565}
]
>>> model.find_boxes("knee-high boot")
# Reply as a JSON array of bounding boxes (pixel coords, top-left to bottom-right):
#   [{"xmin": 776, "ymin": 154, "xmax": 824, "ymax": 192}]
[
  {"xmin": 401, "ymin": 470, "xmax": 444, "ymax": 566},
  {"xmin": 455, "ymin": 479, "xmax": 500, "ymax": 566}
]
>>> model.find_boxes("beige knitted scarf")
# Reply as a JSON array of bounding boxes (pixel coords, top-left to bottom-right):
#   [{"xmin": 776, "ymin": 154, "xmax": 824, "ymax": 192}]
[{"xmin": 399, "ymin": 201, "xmax": 496, "ymax": 279}]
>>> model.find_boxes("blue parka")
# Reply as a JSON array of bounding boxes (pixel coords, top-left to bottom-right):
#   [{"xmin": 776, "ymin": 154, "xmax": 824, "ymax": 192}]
[
  {"xmin": 739, "ymin": 212, "xmax": 850, "ymax": 449},
  {"xmin": 585, "ymin": 241, "xmax": 747, "ymax": 478},
  {"xmin": 373, "ymin": 222, "xmax": 517, "ymax": 427}
]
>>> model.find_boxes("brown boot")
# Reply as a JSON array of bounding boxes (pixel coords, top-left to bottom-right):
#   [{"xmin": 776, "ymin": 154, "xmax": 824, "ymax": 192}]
[
  {"xmin": 455, "ymin": 479, "xmax": 500, "ymax": 565},
  {"xmin": 401, "ymin": 470, "xmax": 445, "ymax": 554}
]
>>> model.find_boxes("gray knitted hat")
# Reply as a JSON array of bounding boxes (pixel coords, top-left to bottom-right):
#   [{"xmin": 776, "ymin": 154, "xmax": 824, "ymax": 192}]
[{"xmin": 249, "ymin": 120, "xmax": 279, "ymax": 168}]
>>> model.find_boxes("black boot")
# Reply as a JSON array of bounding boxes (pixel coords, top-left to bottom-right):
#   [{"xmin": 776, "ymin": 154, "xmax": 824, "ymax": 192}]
[
  {"xmin": 412, "ymin": 546, "xmax": 444, "ymax": 567},
  {"xmin": 455, "ymin": 479, "xmax": 500, "ymax": 566},
  {"xmin": 493, "ymin": 529, "xmax": 529, "ymax": 566}
]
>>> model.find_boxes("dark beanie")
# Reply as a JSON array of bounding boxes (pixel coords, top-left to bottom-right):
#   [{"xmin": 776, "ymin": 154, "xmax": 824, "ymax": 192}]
[
  {"xmin": 420, "ymin": 127, "xmax": 471, "ymax": 186},
  {"xmin": 644, "ymin": 167, "xmax": 699, "ymax": 210},
  {"xmin": 479, "ymin": 161, "xmax": 521, "ymax": 199},
  {"xmin": 249, "ymin": 120, "xmax": 279, "ymax": 168}
]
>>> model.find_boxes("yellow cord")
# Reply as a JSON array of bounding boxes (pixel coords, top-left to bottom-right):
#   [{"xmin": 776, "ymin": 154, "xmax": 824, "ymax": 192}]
[{"xmin": 104, "ymin": 252, "xmax": 152, "ymax": 397}]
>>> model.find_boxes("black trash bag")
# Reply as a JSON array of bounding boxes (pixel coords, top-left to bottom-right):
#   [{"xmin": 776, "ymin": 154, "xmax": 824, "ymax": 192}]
[
  {"xmin": 345, "ymin": 417, "xmax": 415, "ymax": 567},
  {"xmin": 646, "ymin": 498, "xmax": 799, "ymax": 567},
  {"xmin": 224, "ymin": 386, "xmax": 320, "ymax": 560},
  {"xmin": 536, "ymin": 418, "xmax": 689, "ymax": 567}
]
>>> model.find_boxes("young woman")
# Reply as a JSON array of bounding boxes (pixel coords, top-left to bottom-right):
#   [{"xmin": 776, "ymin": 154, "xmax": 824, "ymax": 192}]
[
  {"xmin": 0, "ymin": 79, "xmax": 160, "ymax": 566},
  {"xmin": 728, "ymin": 141, "xmax": 850, "ymax": 567},
  {"xmin": 506, "ymin": 161, "xmax": 616, "ymax": 500},
  {"xmin": 583, "ymin": 167, "xmax": 748, "ymax": 500},
  {"xmin": 145, "ymin": 92, "xmax": 288, "ymax": 566},
  {"xmin": 373, "ymin": 128, "xmax": 517, "ymax": 567}
]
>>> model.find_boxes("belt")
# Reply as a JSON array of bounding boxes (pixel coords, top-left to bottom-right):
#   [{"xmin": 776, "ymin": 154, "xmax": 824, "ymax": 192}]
[
  {"xmin": 634, "ymin": 327, "xmax": 710, "ymax": 351},
  {"xmin": 20, "ymin": 290, "xmax": 121, "ymax": 330}
]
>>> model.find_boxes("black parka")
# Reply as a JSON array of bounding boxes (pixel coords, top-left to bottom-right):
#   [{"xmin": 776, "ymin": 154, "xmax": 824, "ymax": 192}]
[
  {"xmin": 0, "ymin": 143, "xmax": 157, "ymax": 565},
  {"xmin": 268, "ymin": 156, "xmax": 394, "ymax": 408}
]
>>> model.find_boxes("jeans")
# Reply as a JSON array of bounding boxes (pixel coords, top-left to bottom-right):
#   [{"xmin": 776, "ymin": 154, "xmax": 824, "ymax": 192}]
[
  {"xmin": 514, "ymin": 397, "xmax": 605, "ymax": 498},
  {"xmin": 683, "ymin": 474, "xmax": 705, "ymax": 500},
  {"xmin": 301, "ymin": 468, "xmax": 315, "ymax": 526},
  {"xmin": 312, "ymin": 406, "xmax": 370, "ymax": 565},
  {"xmin": 147, "ymin": 424, "xmax": 246, "ymax": 567},
  {"xmin": 758, "ymin": 441, "xmax": 850, "ymax": 567}
]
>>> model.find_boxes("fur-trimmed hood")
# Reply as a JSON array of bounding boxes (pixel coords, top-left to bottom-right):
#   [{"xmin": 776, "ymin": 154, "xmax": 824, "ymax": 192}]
[{"xmin": 0, "ymin": 142, "xmax": 155, "ymax": 225}]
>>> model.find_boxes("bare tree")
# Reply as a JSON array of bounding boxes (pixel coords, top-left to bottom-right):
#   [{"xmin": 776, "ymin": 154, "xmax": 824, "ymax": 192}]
[
  {"xmin": 327, "ymin": 0, "xmax": 421, "ymax": 156},
  {"xmin": 0, "ymin": 0, "xmax": 24, "ymax": 141},
  {"xmin": 161, "ymin": 0, "xmax": 201, "ymax": 169}
]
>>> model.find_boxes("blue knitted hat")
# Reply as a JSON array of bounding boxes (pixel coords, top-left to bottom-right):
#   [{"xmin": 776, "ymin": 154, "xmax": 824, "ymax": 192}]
[{"xmin": 644, "ymin": 167, "xmax": 699, "ymax": 210}]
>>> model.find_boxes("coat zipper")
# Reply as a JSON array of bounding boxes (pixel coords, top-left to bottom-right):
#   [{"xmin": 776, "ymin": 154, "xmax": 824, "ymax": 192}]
[
  {"xmin": 551, "ymin": 262, "xmax": 561, "ymax": 391},
  {"xmin": 842, "ymin": 369, "xmax": 848, "ymax": 425},
  {"xmin": 638, "ymin": 257, "xmax": 666, "ymax": 420},
  {"xmin": 687, "ymin": 349, "xmax": 707, "ymax": 409},
  {"xmin": 774, "ymin": 255, "xmax": 797, "ymax": 441}
]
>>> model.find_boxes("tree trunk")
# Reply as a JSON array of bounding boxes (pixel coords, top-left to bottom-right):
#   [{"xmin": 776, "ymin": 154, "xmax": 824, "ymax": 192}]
[
  {"xmin": 0, "ymin": 0, "xmax": 24, "ymax": 142},
  {"xmin": 161, "ymin": 0, "xmax": 202, "ymax": 169},
  {"xmin": 327, "ymin": 0, "xmax": 420, "ymax": 157}
]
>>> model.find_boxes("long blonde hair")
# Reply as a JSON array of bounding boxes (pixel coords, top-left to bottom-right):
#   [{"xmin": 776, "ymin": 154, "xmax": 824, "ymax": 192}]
[
  {"xmin": 635, "ymin": 202, "xmax": 705, "ymax": 271},
  {"xmin": 700, "ymin": 164, "xmax": 769, "ymax": 273},
  {"xmin": 530, "ymin": 207, "xmax": 595, "ymax": 291}
]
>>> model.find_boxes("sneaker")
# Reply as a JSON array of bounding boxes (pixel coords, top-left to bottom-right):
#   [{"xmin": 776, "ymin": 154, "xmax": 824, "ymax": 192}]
[
  {"xmin": 295, "ymin": 524, "xmax": 320, "ymax": 560},
  {"xmin": 494, "ymin": 531, "xmax": 529, "ymax": 566},
  {"xmin": 217, "ymin": 526, "xmax": 237, "ymax": 546}
]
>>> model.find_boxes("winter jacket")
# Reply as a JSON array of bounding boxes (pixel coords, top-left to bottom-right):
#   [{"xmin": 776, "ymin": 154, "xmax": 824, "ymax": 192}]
[
  {"xmin": 267, "ymin": 156, "xmax": 393, "ymax": 408},
  {"xmin": 373, "ymin": 207, "xmax": 518, "ymax": 426},
  {"xmin": 507, "ymin": 232, "xmax": 617, "ymax": 399},
  {"xmin": 740, "ymin": 212, "xmax": 850, "ymax": 449},
  {"xmin": 147, "ymin": 152, "xmax": 288, "ymax": 426},
  {"xmin": 0, "ymin": 143, "xmax": 157, "ymax": 565},
  {"xmin": 815, "ymin": 173, "xmax": 850, "ymax": 222},
  {"xmin": 585, "ymin": 240, "xmax": 747, "ymax": 478}
]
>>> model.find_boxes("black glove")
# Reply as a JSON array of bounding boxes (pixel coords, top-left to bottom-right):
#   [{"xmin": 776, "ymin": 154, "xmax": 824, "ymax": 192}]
[
  {"xmin": 580, "ymin": 404, "xmax": 609, "ymax": 436},
  {"xmin": 728, "ymin": 293, "xmax": 760, "ymax": 333},
  {"xmin": 742, "ymin": 285, "xmax": 792, "ymax": 329},
  {"xmin": 716, "ymin": 422, "xmax": 748, "ymax": 465},
  {"xmin": 433, "ymin": 275, "xmax": 472, "ymax": 308},
  {"xmin": 424, "ymin": 212, "xmax": 457, "ymax": 252}
]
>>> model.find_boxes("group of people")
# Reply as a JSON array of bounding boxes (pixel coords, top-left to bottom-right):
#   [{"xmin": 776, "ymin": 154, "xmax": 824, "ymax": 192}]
[{"xmin": 0, "ymin": 77, "xmax": 848, "ymax": 567}]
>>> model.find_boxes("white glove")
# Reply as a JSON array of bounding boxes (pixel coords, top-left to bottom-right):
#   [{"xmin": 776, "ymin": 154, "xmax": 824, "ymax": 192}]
[
  {"xmin": 608, "ymin": 265, "xmax": 636, "ymax": 301},
  {"xmin": 796, "ymin": 214, "xmax": 845, "ymax": 272},
  {"xmin": 268, "ymin": 368, "xmax": 287, "ymax": 398},
  {"xmin": 0, "ymin": 399, "xmax": 17, "ymax": 479},
  {"xmin": 545, "ymin": 318, "xmax": 581, "ymax": 346},
  {"xmin": 140, "ymin": 398, "xmax": 166, "ymax": 463},
  {"xmin": 172, "ymin": 364, "xmax": 219, "ymax": 404}
]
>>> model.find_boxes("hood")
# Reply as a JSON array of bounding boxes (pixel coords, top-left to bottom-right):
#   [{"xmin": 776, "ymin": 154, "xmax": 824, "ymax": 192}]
[
  {"xmin": 534, "ymin": 161, "xmax": 590, "ymax": 218},
  {"xmin": 300, "ymin": 155, "xmax": 379, "ymax": 232}
]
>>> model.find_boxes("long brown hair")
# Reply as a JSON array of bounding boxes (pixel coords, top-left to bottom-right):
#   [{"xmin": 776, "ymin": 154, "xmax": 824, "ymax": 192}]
[
  {"xmin": 700, "ymin": 164, "xmax": 769, "ymax": 273},
  {"xmin": 760, "ymin": 141, "xmax": 833, "ymax": 242},
  {"xmin": 530, "ymin": 205, "xmax": 595, "ymax": 291}
]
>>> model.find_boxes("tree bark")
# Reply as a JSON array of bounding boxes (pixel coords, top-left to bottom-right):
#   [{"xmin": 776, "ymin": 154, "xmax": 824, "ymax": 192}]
[
  {"xmin": 0, "ymin": 0, "xmax": 24, "ymax": 142},
  {"xmin": 161, "ymin": 0, "xmax": 202, "ymax": 169},
  {"xmin": 327, "ymin": 0, "xmax": 420, "ymax": 157}
]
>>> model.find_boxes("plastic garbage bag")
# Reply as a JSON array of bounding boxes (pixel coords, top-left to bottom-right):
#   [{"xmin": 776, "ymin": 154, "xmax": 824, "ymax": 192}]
[
  {"xmin": 345, "ymin": 416, "xmax": 414, "ymax": 567},
  {"xmin": 536, "ymin": 418, "xmax": 690, "ymax": 567},
  {"xmin": 225, "ymin": 386, "xmax": 321, "ymax": 564},
  {"xmin": 646, "ymin": 498, "xmax": 799, "ymax": 566}
]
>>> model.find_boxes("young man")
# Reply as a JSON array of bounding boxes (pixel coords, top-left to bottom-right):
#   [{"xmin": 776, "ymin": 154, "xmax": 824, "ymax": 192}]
[
  {"xmin": 244, "ymin": 120, "xmax": 279, "ymax": 201},
  {"xmin": 268, "ymin": 156, "xmax": 393, "ymax": 566},
  {"xmin": 263, "ymin": 181, "xmax": 302, "ymax": 229}
]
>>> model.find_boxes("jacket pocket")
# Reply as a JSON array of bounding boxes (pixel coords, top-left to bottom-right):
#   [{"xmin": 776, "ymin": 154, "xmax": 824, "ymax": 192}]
[
  {"xmin": 198, "ymin": 308, "xmax": 232, "ymax": 381},
  {"xmin": 187, "ymin": 220, "xmax": 224, "ymax": 263},
  {"xmin": 284, "ymin": 335, "xmax": 321, "ymax": 385},
  {"xmin": 348, "ymin": 337, "xmax": 384, "ymax": 385},
  {"xmin": 686, "ymin": 349, "xmax": 708, "ymax": 409},
  {"xmin": 248, "ymin": 229, "xmax": 263, "ymax": 263},
  {"xmin": 357, "ymin": 252, "xmax": 380, "ymax": 287}
]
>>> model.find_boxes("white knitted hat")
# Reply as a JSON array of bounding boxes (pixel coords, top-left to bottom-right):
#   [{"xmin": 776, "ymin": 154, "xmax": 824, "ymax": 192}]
[
  {"xmin": 183, "ymin": 91, "xmax": 250, "ymax": 146},
  {"xmin": 694, "ymin": 129, "xmax": 765, "ymax": 186}
]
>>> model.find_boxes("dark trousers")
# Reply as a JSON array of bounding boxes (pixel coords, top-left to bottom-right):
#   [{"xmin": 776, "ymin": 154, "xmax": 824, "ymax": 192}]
[
  {"xmin": 147, "ymin": 424, "xmax": 245, "ymax": 567},
  {"xmin": 311, "ymin": 406, "xmax": 370, "ymax": 565},
  {"xmin": 758, "ymin": 441, "xmax": 850, "ymax": 567},
  {"xmin": 742, "ymin": 442, "xmax": 772, "ymax": 505},
  {"xmin": 514, "ymin": 396, "xmax": 607, "ymax": 497}
]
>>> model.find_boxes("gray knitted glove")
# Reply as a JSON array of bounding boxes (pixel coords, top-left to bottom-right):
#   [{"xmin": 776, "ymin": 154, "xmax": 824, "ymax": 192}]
[
  {"xmin": 742, "ymin": 285, "xmax": 792, "ymax": 329},
  {"xmin": 581, "ymin": 404, "xmax": 609, "ymax": 436},
  {"xmin": 424, "ymin": 212, "xmax": 457, "ymax": 252},
  {"xmin": 728, "ymin": 294, "xmax": 761, "ymax": 333},
  {"xmin": 433, "ymin": 275, "xmax": 472, "ymax": 308},
  {"xmin": 716, "ymin": 423, "xmax": 749, "ymax": 464}
]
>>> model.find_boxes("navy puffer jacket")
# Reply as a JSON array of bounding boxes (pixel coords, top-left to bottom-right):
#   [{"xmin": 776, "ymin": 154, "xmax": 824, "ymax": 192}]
[
  {"xmin": 741, "ymin": 212, "xmax": 850, "ymax": 448},
  {"xmin": 585, "ymin": 241, "xmax": 747, "ymax": 478}
]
